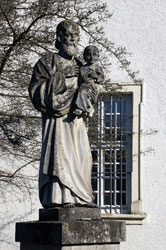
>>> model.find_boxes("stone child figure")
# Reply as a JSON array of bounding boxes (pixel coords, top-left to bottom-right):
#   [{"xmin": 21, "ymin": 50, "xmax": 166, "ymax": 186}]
[
  {"xmin": 29, "ymin": 20, "xmax": 97, "ymax": 208},
  {"xmin": 74, "ymin": 45, "xmax": 104, "ymax": 117}
]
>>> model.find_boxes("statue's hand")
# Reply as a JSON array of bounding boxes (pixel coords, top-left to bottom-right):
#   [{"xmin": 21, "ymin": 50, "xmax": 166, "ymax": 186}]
[{"xmin": 64, "ymin": 65, "xmax": 79, "ymax": 78}]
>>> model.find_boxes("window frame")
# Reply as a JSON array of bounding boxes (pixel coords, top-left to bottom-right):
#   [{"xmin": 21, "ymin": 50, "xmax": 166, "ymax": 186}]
[{"xmin": 98, "ymin": 82, "xmax": 146, "ymax": 224}]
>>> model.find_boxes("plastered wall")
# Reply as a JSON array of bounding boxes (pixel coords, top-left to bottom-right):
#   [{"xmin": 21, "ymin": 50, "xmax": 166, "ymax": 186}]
[
  {"xmin": 105, "ymin": 1, "xmax": 166, "ymax": 249},
  {"xmin": 1, "ymin": 1, "xmax": 166, "ymax": 250}
]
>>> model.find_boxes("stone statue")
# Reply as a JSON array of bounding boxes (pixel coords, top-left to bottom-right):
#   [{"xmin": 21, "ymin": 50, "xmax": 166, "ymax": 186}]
[
  {"xmin": 29, "ymin": 20, "xmax": 99, "ymax": 208},
  {"xmin": 73, "ymin": 45, "xmax": 104, "ymax": 117}
]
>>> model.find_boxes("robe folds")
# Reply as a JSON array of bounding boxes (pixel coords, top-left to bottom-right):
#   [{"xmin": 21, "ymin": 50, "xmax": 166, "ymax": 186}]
[{"xmin": 29, "ymin": 52, "xmax": 93, "ymax": 207}]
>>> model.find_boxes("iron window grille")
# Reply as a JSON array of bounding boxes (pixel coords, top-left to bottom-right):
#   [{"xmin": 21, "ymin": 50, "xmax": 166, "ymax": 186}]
[{"xmin": 88, "ymin": 94, "xmax": 133, "ymax": 214}]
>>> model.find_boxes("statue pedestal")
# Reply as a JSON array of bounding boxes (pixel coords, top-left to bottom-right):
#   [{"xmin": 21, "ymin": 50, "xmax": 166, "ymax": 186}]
[{"xmin": 15, "ymin": 208, "xmax": 126, "ymax": 250}]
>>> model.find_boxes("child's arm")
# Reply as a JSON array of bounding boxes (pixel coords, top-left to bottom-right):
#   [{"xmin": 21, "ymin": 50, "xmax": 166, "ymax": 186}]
[{"xmin": 95, "ymin": 66, "xmax": 104, "ymax": 84}]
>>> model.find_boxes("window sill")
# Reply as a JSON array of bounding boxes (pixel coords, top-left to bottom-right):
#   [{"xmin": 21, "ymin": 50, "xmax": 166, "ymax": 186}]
[{"xmin": 101, "ymin": 213, "xmax": 147, "ymax": 225}]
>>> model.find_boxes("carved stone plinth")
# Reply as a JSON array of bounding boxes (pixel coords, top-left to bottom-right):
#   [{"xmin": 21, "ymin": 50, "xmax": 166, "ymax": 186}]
[
  {"xmin": 15, "ymin": 208, "xmax": 126, "ymax": 250},
  {"xmin": 39, "ymin": 207, "xmax": 101, "ymax": 221}
]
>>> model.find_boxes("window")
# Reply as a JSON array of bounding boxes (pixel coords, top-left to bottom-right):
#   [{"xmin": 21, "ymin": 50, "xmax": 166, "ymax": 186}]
[
  {"xmin": 89, "ymin": 83, "xmax": 146, "ymax": 224},
  {"xmin": 90, "ymin": 94, "xmax": 132, "ymax": 214}
]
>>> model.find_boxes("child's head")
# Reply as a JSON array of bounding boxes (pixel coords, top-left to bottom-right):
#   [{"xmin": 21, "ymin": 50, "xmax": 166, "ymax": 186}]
[{"xmin": 83, "ymin": 45, "xmax": 99, "ymax": 65}]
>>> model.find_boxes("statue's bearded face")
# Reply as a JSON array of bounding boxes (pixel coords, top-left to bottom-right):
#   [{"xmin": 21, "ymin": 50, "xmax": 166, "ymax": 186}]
[{"xmin": 60, "ymin": 27, "xmax": 79, "ymax": 57}]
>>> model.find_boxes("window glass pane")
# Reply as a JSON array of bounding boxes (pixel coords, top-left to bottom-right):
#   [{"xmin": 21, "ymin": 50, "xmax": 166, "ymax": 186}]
[
  {"xmin": 122, "ymin": 114, "xmax": 126, "ymax": 128},
  {"xmin": 122, "ymin": 133, "xmax": 126, "ymax": 141},
  {"xmin": 104, "ymin": 164, "xmax": 110, "ymax": 176},
  {"xmin": 92, "ymin": 164, "xmax": 98, "ymax": 177},
  {"xmin": 111, "ymin": 128, "xmax": 115, "ymax": 137},
  {"xmin": 105, "ymin": 150, "xmax": 110, "ymax": 162},
  {"xmin": 123, "ymin": 101, "xmax": 126, "ymax": 113},
  {"xmin": 117, "ymin": 115, "xmax": 121, "ymax": 126},
  {"xmin": 92, "ymin": 150, "xmax": 98, "ymax": 162},
  {"xmin": 112, "ymin": 179, "xmax": 114, "ymax": 190},
  {"xmin": 111, "ymin": 115, "xmax": 115, "ymax": 126},
  {"xmin": 105, "ymin": 115, "xmax": 110, "ymax": 127},
  {"xmin": 117, "ymin": 193, "xmax": 120, "ymax": 205},
  {"xmin": 105, "ymin": 101, "xmax": 110, "ymax": 113},
  {"xmin": 112, "ymin": 193, "xmax": 115, "ymax": 205},
  {"xmin": 122, "ymin": 151, "xmax": 126, "ymax": 162},
  {"xmin": 116, "ymin": 151, "xmax": 121, "ymax": 163},
  {"xmin": 122, "ymin": 164, "xmax": 126, "ymax": 172},
  {"xmin": 112, "ymin": 101, "xmax": 115, "ymax": 113},
  {"xmin": 122, "ymin": 179, "xmax": 126, "ymax": 191},
  {"xmin": 117, "ymin": 101, "xmax": 121, "ymax": 113},
  {"xmin": 115, "ymin": 164, "xmax": 119, "ymax": 172},
  {"xmin": 116, "ymin": 179, "xmax": 120, "ymax": 191},
  {"xmin": 111, "ymin": 150, "xmax": 115, "ymax": 160},
  {"xmin": 104, "ymin": 193, "xmax": 110, "ymax": 205},
  {"xmin": 122, "ymin": 193, "xmax": 126, "ymax": 205},
  {"xmin": 104, "ymin": 179, "xmax": 110, "ymax": 190},
  {"xmin": 92, "ymin": 179, "xmax": 97, "ymax": 191},
  {"xmin": 105, "ymin": 128, "xmax": 110, "ymax": 136},
  {"xmin": 117, "ymin": 130, "xmax": 121, "ymax": 141}
]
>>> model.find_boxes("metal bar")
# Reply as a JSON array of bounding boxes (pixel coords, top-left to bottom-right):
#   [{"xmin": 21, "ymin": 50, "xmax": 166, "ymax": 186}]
[
  {"xmin": 120, "ymin": 97, "xmax": 123, "ymax": 213},
  {"xmin": 114, "ymin": 100, "xmax": 117, "ymax": 209},
  {"xmin": 100, "ymin": 100, "xmax": 104, "ymax": 207},
  {"xmin": 110, "ymin": 95, "xmax": 113, "ymax": 213},
  {"xmin": 98, "ymin": 99, "xmax": 102, "ymax": 208}
]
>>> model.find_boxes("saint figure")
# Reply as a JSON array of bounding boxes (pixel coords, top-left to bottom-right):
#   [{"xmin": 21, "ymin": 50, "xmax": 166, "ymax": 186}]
[{"xmin": 29, "ymin": 20, "xmax": 97, "ymax": 208}]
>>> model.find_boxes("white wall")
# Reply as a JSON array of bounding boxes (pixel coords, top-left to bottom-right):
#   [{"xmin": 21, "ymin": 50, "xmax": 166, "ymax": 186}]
[
  {"xmin": 105, "ymin": 0, "xmax": 166, "ymax": 249},
  {"xmin": 1, "ymin": 1, "xmax": 166, "ymax": 249}
]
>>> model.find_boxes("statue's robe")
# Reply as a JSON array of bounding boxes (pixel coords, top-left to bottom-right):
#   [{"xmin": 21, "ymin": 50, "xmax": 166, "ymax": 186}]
[{"xmin": 29, "ymin": 52, "xmax": 93, "ymax": 207}]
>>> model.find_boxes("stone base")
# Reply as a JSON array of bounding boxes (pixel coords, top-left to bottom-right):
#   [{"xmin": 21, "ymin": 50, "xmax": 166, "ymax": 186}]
[
  {"xmin": 16, "ymin": 208, "xmax": 125, "ymax": 250},
  {"xmin": 39, "ymin": 207, "xmax": 101, "ymax": 221},
  {"xmin": 16, "ymin": 220, "xmax": 125, "ymax": 245}
]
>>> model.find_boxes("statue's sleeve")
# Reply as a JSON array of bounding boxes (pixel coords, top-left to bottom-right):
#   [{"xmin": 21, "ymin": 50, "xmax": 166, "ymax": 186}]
[{"xmin": 29, "ymin": 56, "xmax": 76, "ymax": 116}]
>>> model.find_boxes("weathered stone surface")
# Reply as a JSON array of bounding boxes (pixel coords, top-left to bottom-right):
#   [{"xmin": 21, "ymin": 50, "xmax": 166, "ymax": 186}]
[
  {"xmin": 39, "ymin": 207, "xmax": 101, "ymax": 221},
  {"xmin": 29, "ymin": 20, "xmax": 96, "ymax": 208},
  {"xmin": 16, "ymin": 220, "xmax": 126, "ymax": 245},
  {"xmin": 20, "ymin": 243, "xmax": 120, "ymax": 250}
]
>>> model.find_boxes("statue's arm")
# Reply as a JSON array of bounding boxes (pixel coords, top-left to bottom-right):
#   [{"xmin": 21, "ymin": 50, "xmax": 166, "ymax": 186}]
[
  {"xmin": 96, "ymin": 66, "xmax": 104, "ymax": 84},
  {"xmin": 29, "ymin": 58, "xmax": 76, "ymax": 115}
]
